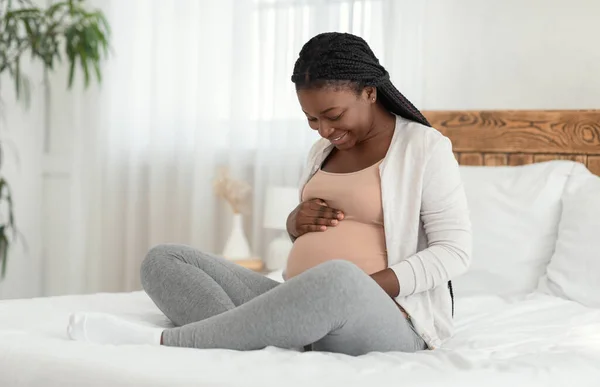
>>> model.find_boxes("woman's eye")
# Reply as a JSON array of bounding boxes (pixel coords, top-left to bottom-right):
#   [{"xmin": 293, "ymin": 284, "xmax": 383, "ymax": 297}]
[
  {"xmin": 307, "ymin": 117, "xmax": 317, "ymax": 122},
  {"xmin": 327, "ymin": 114, "xmax": 342, "ymax": 121}
]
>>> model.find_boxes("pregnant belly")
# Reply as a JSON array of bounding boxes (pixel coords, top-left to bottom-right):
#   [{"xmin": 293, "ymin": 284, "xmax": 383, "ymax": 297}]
[{"xmin": 285, "ymin": 221, "xmax": 388, "ymax": 279}]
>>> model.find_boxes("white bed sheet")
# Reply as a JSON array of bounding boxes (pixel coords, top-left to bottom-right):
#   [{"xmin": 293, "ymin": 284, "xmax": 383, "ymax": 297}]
[{"xmin": 1, "ymin": 291, "xmax": 599, "ymax": 387}]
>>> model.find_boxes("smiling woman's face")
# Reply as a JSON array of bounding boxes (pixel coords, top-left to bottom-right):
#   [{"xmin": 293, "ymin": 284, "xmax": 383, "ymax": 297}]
[{"xmin": 296, "ymin": 85, "xmax": 376, "ymax": 150}]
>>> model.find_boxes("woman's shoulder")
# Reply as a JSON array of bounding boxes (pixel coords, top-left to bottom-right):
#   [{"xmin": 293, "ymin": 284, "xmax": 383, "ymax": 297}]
[{"xmin": 393, "ymin": 115, "xmax": 450, "ymax": 153}]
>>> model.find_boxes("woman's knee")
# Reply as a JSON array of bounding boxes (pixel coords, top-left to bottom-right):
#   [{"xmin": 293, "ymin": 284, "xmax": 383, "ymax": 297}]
[
  {"xmin": 140, "ymin": 244, "xmax": 215, "ymax": 288},
  {"xmin": 303, "ymin": 260, "xmax": 374, "ymax": 318},
  {"xmin": 317, "ymin": 260, "xmax": 364, "ymax": 278},
  {"xmin": 310, "ymin": 260, "xmax": 367, "ymax": 292},
  {"xmin": 140, "ymin": 244, "xmax": 177, "ymax": 289}
]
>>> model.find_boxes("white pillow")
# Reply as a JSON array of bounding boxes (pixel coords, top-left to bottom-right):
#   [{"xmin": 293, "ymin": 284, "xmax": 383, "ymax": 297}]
[
  {"xmin": 538, "ymin": 171, "xmax": 600, "ymax": 307},
  {"xmin": 454, "ymin": 161, "xmax": 585, "ymax": 297}
]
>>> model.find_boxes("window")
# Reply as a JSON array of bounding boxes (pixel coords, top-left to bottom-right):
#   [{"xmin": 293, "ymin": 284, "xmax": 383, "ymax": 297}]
[{"xmin": 249, "ymin": 0, "xmax": 386, "ymax": 121}]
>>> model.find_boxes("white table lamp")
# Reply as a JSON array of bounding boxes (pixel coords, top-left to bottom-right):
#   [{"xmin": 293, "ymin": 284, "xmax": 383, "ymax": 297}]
[{"xmin": 263, "ymin": 186, "xmax": 299, "ymax": 271}]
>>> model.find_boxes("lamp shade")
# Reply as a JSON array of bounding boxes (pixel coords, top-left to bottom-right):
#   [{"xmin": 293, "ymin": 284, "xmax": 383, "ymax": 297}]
[{"xmin": 263, "ymin": 186, "xmax": 300, "ymax": 230}]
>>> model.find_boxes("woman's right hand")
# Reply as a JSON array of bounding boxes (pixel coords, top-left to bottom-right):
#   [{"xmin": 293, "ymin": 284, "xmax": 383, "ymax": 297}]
[{"xmin": 286, "ymin": 198, "xmax": 344, "ymax": 239}]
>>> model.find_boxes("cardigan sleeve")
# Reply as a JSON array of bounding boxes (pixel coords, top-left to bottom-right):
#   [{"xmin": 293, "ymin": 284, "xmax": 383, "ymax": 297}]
[{"xmin": 390, "ymin": 136, "xmax": 472, "ymax": 296}]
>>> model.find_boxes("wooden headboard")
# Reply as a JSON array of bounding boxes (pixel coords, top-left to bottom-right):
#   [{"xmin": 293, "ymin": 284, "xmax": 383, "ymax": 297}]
[{"xmin": 422, "ymin": 110, "xmax": 600, "ymax": 176}]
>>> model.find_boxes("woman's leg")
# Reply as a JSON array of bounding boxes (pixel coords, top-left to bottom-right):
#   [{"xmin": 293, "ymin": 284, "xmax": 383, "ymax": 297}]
[
  {"xmin": 162, "ymin": 260, "xmax": 427, "ymax": 355},
  {"xmin": 67, "ymin": 244, "xmax": 280, "ymax": 346},
  {"xmin": 140, "ymin": 244, "xmax": 280, "ymax": 326}
]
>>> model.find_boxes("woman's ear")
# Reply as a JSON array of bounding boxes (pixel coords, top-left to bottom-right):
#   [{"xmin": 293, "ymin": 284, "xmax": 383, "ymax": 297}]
[{"xmin": 363, "ymin": 86, "xmax": 377, "ymax": 103}]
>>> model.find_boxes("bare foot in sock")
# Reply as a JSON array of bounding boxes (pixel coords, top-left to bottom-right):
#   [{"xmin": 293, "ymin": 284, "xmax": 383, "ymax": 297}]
[{"xmin": 67, "ymin": 312, "xmax": 164, "ymax": 345}]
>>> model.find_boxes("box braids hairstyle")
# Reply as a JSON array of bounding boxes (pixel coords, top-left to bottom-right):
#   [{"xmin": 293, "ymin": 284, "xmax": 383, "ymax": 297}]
[{"xmin": 291, "ymin": 32, "xmax": 430, "ymax": 127}]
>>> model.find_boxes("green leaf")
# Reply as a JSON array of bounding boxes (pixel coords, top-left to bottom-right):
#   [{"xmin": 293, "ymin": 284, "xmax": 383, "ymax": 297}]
[
  {"xmin": 67, "ymin": 56, "xmax": 75, "ymax": 88},
  {"xmin": 4, "ymin": 184, "xmax": 15, "ymax": 230},
  {"xmin": 100, "ymin": 34, "xmax": 109, "ymax": 57},
  {"xmin": 21, "ymin": 74, "xmax": 31, "ymax": 106},
  {"xmin": 23, "ymin": 17, "xmax": 34, "ymax": 38},
  {"xmin": 54, "ymin": 44, "xmax": 62, "ymax": 63},
  {"xmin": 80, "ymin": 47, "xmax": 89, "ymax": 87},
  {"xmin": 5, "ymin": 8, "xmax": 39, "ymax": 18},
  {"xmin": 0, "ymin": 178, "xmax": 7, "ymax": 198},
  {"xmin": 15, "ymin": 57, "xmax": 20, "ymax": 97},
  {"xmin": 64, "ymin": 27, "xmax": 75, "ymax": 58},
  {"xmin": 92, "ymin": 58, "xmax": 101, "ymax": 83},
  {"xmin": 0, "ymin": 227, "xmax": 8, "ymax": 280},
  {"xmin": 46, "ymin": 1, "xmax": 66, "ymax": 17},
  {"xmin": 97, "ymin": 12, "xmax": 111, "ymax": 35}
]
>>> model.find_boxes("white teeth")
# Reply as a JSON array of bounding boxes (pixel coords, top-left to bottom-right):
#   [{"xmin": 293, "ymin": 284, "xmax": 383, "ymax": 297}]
[{"xmin": 332, "ymin": 132, "xmax": 346, "ymax": 141}]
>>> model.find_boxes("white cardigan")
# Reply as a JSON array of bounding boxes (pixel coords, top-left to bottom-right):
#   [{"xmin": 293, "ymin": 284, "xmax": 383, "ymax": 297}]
[{"xmin": 296, "ymin": 115, "xmax": 472, "ymax": 349}]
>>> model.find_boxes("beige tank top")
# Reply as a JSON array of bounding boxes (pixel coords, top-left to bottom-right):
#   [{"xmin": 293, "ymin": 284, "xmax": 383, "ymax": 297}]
[{"xmin": 285, "ymin": 159, "xmax": 388, "ymax": 279}]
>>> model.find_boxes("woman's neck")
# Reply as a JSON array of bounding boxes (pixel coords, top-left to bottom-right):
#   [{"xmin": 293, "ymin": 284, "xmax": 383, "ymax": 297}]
[{"xmin": 360, "ymin": 107, "xmax": 396, "ymax": 145}]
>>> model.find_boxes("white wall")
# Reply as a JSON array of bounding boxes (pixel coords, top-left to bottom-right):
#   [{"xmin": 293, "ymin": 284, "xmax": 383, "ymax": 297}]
[
  {"xmin": 0, "ymin": 66, "xmax": 44, "ymax": 299},
  {"xmin": 422, "ymin": 0, "xmax": 600, "ymax": 109}
]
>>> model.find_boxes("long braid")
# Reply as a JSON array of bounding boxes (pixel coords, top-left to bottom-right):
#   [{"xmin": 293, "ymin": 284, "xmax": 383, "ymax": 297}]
[
  {"xmin": 291, "ymin": 32, "xmax": 431, "ymax": 127},
  {"xmin": 292, "ymin": 32, "xmax": 455, "ymax": 317}
]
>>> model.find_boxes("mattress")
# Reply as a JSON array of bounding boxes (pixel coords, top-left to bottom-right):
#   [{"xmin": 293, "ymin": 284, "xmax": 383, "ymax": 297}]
[{"xmin": 1, "ymin": 291, "xmax": 599, "ymax": 387}]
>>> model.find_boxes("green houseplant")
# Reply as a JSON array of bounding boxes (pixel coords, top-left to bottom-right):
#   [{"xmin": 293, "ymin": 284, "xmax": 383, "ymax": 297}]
[{"xmin": 0, "ymin": 0, "xmax": 110, "ymax": 278}]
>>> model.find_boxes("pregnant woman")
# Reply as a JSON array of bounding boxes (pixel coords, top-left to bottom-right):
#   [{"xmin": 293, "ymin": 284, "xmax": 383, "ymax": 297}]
[{"xmin": 67, "ymin": 32, "xmax": 472, "ymax": 355}]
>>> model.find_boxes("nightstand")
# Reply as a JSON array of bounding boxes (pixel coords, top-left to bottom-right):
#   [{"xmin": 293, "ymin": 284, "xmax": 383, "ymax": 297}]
[{"xmin": 233, "ymin": 258, "xmax": 266, "ymax": 273}]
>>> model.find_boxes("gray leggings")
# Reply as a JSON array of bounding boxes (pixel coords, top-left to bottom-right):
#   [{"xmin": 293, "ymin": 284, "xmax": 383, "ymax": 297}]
[{"xmin": 140, "ymin": 244, "xmax": 426, "ymax": 356}]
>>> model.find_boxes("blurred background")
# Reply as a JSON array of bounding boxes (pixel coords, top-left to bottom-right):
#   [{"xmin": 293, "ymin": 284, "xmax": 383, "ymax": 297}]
[{"xmin": 1, "ymin": 0, "xmax": 599, "ymax": 299}]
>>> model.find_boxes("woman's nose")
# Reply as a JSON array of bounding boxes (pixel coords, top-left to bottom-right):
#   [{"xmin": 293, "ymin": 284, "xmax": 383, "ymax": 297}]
[{"xmin": 318, "ymin": 122, "xmax": 334, "ymax": 138}]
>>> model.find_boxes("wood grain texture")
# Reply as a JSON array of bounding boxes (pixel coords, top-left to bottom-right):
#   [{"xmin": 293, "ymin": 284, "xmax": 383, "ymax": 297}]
[
  {"xmin": 570, "ymin": 154, "xmax": 588, "ymax": 164},
  {"xmin": 589, "ymin": 156, "xmax": 600, "ymax": 176},
  {"xmin": 533, "ymin": 154, "xmax": 588, "ymax": 164},
  {"xmin": 484, "ymin": 154, "xmax": 508, "ymax": 166},
  {"xmin": 508, "ymin": 153, "xmax": 534, "ymax": 166},
  {"xmin": 424, "ymin": 110, "xmax": 600, "ymax": 154},
  {"xmin": 459, "ymin": 153, "xmax": 483, "ymax": 166}
]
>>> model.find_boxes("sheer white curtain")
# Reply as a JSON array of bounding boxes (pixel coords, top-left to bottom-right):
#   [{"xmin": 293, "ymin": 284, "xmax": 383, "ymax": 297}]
[{"xmin": 46, "ymin": 0, "xmax": 425, "ymax": 295}]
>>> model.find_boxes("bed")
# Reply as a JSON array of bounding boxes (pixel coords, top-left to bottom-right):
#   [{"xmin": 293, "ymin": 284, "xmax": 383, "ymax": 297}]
[
  {"xmin": 1, "ymin": 290, "xmax": 599, "ymax": 387},
  {"xmin": 1, "ymin": 110, "xmax": 600, "ymax": 387}
]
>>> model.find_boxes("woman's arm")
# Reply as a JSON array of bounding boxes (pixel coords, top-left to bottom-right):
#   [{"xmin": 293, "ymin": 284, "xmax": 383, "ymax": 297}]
[
  {"xmin": 370, "ymin": 268, "xmax": 400, "ymax": 298},
  {"xmin": 389, "ymin": 137, "xmax": 472, "ymax": 297}
]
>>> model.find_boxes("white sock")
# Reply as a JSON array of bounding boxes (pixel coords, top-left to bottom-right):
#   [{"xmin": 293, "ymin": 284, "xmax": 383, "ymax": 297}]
[{"xmin": 67, "ymin": 312, "xmax": 164, "ymax": 346}]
